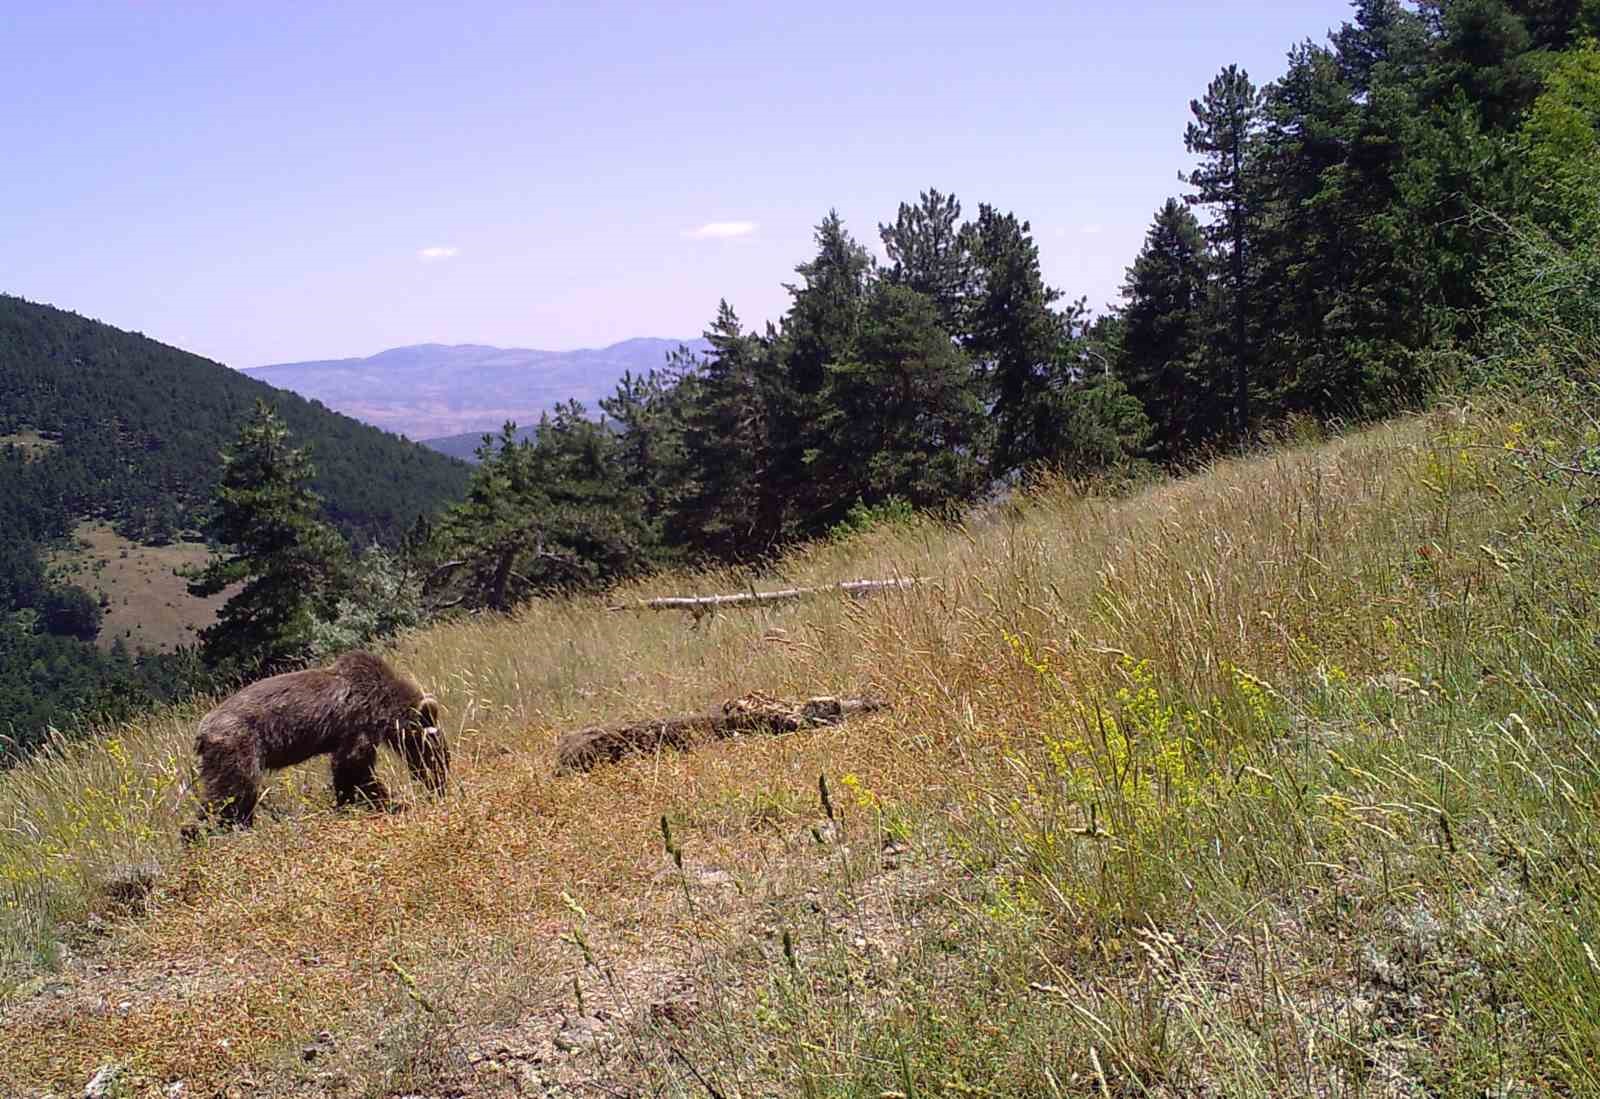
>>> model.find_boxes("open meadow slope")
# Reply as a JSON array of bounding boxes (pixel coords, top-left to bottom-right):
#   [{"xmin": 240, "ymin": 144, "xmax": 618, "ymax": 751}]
[
  {"xmin": 46, "ymin": 524, "xmax": 230, "ymax": 654},
  {"xmin": 2, "ymin": 401, "xmax": 1598, "ymax": 1097}
]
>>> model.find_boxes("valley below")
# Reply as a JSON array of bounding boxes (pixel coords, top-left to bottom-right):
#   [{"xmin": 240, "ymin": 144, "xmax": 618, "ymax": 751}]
[{"xmin": 245, "ymin": 339, "xmax": 708, "ymax": 453}]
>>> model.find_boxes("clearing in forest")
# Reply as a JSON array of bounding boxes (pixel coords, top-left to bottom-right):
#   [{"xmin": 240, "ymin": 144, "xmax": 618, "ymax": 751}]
[{"xmin": 46, "ymin": 523, "xmax": 226, "ymax": 653}]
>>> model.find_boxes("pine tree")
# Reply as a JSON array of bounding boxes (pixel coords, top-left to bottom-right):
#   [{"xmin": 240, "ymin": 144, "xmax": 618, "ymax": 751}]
[
  {"xmin": 432, "ymin": 423, "xmax": 540, "ymax": 614},
  {"xmin": 1044, "ymin": 371, "xmax": 1153, "ymax": 478},
  {"xmin": 1185, "ymin": 64, "xmax": 1261, "ymax": 441},
  {"xmin": 600, "ymin": 364, "xmax": 687, "ymax": 547},
  {"xmin": 1430, "ymin": 0, "xmax": 1538, "ymax": 130},
  {"xmin": 523, "ymin": 402, "xmax": 652, "ymax": 587},
  {"xmin": 1253, "ymin": 42, "xmax": 1361, "ymax": 415},
  {"xmin": 1505, "ymin": 0, "xmax": 1594, "ymax": 50},
  {"xmin": 1322, "ymin": 9, "xmax": 1436, "ymax": 401},
  {"xmin": 879, "ymin": 188, "xmax": 973, "ymax": 333},
  {"xmin": 667, "ymin": 302, "xmax": 775, "ymax": 559},
  {"xmin": 1118, "ymin": 199, "xmax": 1216, "ymax": 455},
  {"xmin": 782, "ymin": 211, "xmax": 873, "ymax": 399},
  {"xmin": 773, "ymin": 212, "xmax": 874, "ymax": 535},
  {"xmin": 187, "ymin": 400, "xmax": 349, "ymax": 678},
  {"xmin": 1335, "ymin": 0, "xmax": 1428, "ymax": 95},
  {"xmin": 433, "ymin": 405, "xmax": 651, "ymax": 613},
  {"xmin": 817, "ymin": 283, "xmax": 990, "ymax": 511},
  {"xmin": 963, "ymin": 204, "xmax": 1064, "ymax": 476}
]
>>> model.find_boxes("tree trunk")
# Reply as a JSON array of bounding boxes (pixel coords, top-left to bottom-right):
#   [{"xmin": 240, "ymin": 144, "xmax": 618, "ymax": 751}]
[
  {"xmin": 555, "ymin": 693, "xmax": 887, "ymax": 774},
  {"xmin": 610, "ymin": 577, "xmax": 923, "ymax": 615}
]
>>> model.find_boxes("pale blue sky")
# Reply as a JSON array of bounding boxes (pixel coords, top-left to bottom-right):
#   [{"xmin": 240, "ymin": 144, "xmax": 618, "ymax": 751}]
[{"xmin": 3, "ymin": 1, "xmax": 1355, "ymax": 367}]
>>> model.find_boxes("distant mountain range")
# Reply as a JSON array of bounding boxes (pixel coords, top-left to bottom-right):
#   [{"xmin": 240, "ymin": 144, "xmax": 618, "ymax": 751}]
[{"xmin": 246, "ymin": 338, "xmax": 709, "ymax": 455}]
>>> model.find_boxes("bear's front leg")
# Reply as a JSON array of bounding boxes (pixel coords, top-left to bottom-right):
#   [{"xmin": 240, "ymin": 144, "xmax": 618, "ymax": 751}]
[{"xmin": 332, "ymin": 742, "xmax": 390, "ymax": 809}]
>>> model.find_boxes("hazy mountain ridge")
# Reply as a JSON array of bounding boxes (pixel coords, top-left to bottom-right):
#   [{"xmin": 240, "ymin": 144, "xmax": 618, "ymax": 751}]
[{"xmin": 247, "ymin": 338, "xmax": 711, "ymax": 445}]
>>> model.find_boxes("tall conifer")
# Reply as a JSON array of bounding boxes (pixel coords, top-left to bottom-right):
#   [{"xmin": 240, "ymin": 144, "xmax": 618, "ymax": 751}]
[
  {"xmin": 1185, "ymin": 64, "xmax": 1261, "ymax": 441},
  {"xmin": 188, "ymin": 400, "xmax": 348, "ymax": 677}
]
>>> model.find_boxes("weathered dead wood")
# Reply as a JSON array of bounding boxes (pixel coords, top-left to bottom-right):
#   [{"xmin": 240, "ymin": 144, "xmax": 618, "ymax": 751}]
[
  {"xmin": 555, "ymin": 692, "xmax": 887, "ymax": 775},
  {"xmin": 610, "ymin": 577, "xmax": 924, "ymax": 615}
]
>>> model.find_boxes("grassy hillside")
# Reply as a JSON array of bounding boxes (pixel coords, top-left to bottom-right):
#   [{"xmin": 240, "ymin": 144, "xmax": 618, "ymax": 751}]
[{"xmin": 2, "ymin": 398, "xmax": 1597, "ymax": 1096}]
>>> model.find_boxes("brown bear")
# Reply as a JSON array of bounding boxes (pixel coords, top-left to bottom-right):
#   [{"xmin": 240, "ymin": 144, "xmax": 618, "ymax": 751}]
[{"xmin": 191, "ymin": 650, "xmax": 449, "ymax": 830}]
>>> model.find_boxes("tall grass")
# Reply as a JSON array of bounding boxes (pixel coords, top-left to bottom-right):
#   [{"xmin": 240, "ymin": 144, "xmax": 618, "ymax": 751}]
[{"xmin": 2, "ymin": 396, "xmax": 1598, "ymax": 1096}]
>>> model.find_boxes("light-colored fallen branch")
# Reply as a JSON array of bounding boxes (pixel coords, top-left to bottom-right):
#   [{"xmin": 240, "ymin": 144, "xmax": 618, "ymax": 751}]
[
  {"xmin": 555, "ymin": 692, "xmax": 887, "ymax": 775},
  {"xmin": 610, "ymin": 577, "xmax": 925, "ymax": 614}
]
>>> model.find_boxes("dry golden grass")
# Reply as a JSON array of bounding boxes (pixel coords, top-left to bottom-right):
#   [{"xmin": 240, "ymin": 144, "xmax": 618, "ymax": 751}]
[
  {"xmin": 46, "ymin": 522, "xmax": 228, "ymax": 652},
  {"xmin": 3, "ymin": 402, "xmax": 1598, "ymax": 1097}
]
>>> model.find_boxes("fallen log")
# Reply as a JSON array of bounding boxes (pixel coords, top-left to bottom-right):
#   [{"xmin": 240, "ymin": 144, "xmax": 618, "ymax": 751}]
[
  {"xmin": 611, "ymin": 577, "xmax": 924, "ymax": 615},
  {"xmin": 555, "ymin": 692, "xmax": 887, "ymax": 775}
]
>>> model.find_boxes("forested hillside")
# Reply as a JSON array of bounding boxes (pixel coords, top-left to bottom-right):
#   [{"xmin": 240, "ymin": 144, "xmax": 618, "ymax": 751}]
[
  {"xmin": 0, "ymin": 295, "xmax": 470, "ymax": 757},
  {"xmin": 0, "ymin": 296, "xmax": 469, "ymax": 547}
]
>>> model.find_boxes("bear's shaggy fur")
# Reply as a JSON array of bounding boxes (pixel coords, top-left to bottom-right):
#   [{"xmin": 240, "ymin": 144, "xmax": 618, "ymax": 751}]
[{"xmin": 191, "ymin": 650, "xmax": 448, "ymax": 830}]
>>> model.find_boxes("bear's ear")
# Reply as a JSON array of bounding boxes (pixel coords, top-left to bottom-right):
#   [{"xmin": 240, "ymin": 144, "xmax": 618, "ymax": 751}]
[{"xmin": 418, "ymin": 694, "xmax": 442, "ymax": 729}]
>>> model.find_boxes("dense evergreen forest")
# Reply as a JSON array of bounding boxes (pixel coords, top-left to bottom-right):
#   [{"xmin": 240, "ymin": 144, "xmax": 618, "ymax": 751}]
[
  {"xmin": 9, "ymin": 0, "xmax": 1600, "ymax": 760},
  {"xmin": 420, "ymin": 0, "xmax": 1600, "ymax": 610},
  {"xmin": 0, "ymin": 296, "xmax": 470, "ymax": 758}
]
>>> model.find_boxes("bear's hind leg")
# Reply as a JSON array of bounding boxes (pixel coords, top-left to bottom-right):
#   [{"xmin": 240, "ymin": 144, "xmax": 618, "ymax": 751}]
[{"xmin": 198, "ymin": 752, "xmax": 261, "ymax": 830}]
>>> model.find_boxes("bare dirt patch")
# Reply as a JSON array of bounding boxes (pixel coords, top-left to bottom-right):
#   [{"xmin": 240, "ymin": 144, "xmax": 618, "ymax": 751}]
[
  {"xmin": 47, "ymin": 523, "xmax": 228, "ymax": 652},
  {"xmin": 0, "ymin": 428, "xmax": 60, "ymax": 462}
]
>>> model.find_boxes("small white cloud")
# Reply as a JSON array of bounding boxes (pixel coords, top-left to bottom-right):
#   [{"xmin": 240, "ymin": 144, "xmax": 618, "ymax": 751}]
[
  {"xmin": 1081, "ymin": 223, "xmax": 1104, "ymax": 236},
  {"xmin": 682, "ymin": 220, "xmax": 757, "ymax": 240},
  {"xmin": 418, "ymin": 246, "xmax": 460, "ymax": 260}
]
